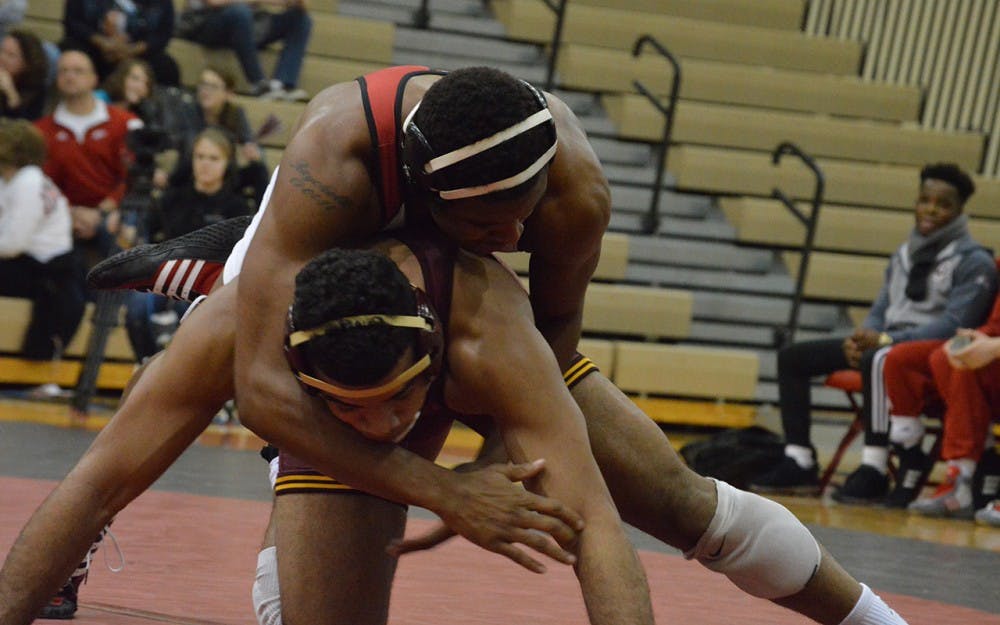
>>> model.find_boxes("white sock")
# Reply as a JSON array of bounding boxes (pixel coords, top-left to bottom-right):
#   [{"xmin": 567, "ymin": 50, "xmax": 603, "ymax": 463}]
[
  {"xmin": 888, "ymin": 416, "xmax": 924, "ymax": 449},
  {"xmin": 785, "ymin": 444, "xmax": 815, "ymax": 469},
  {"xmin": 861, "ymin": 446, "xmax": 889, "ymax": 473},
  {"xmin": 252, "ymin": 546, "xmax": 282, "ymax": 625},
  {"xmin": 950, "ymin": 458, "xmax": 976, "ymax": 479},
  {"xmin": 268, "ymin": 457, "xmax": 280, "ymax": 490},
  {"xmin": 839, "ymin": 583, "xmax": 908, "ymax": 625}
]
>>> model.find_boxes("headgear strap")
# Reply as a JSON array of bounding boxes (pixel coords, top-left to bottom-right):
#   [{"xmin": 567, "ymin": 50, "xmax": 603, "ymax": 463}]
[
  {"xmin": 295, "ymin": 354, "xmax": 432, "ymax": 403},
  {"xmin": 402, "ymin": 101, "xmax": 558, "ymax": 201},
  {"xmin": 288, "ymin": 314, "xmax": 431, "ymax": 348}
]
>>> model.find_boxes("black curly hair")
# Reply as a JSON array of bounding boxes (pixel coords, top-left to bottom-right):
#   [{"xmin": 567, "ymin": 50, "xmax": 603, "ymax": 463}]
[
  {"xmin": 414, "ymin": 67, "xmax": 554, "ymax": 200},
  {"xmin": 292, "ymin": 249, "xmax": 418, "ymax": 386},
  {"xmin": 920, "ymin": 163, "xmax": 975, "ymax": 205}
]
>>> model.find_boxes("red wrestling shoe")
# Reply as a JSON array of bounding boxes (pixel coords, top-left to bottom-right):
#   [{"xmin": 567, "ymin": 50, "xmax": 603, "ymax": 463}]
[{"xmin": 87, "ymin": 215, "xmax": 253, "ymax": 302}]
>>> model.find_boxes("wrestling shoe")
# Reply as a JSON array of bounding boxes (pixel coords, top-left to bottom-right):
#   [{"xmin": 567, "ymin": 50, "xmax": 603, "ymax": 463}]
[
  {"xmin": 883, "ymin": 445, "xmax": 930, "ymax": 508},
  {"xmin": 87, "ymin": 215, "xmax": 253, "ymax": 301},
  {"xmin": 832, "ymin": 465, "xmax": 889, "ymax": 504},
  {"xmin": 38, "ymin": 578, "xmax": 80, "ymax": 620},
  {"xmin": 747, "ymin": 455, "xmax": 820, "ymax": 495},
  {"xmin": 38, "ymin": 524, "xmax": 115, "ymax": 620},
  {"xmin": 974, "ymin": 500, "xmax": 1000, "ymax": 527},
  {"xmin": 908, "ymin": 465, "xmax": 974, "ymax": 519}
]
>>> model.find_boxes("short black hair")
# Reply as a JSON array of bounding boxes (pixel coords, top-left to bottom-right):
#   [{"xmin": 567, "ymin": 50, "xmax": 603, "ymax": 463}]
[
  {"xmin": 920, "ymin": 162, "xmax": 975, "ymax": 204},
  {"xmin": 415, "ymin": 67, "xmax": 553, "ymax": 199},
  {"xmin": 293, "ymin": 249, "xmax": 417, "ymax": 386}
]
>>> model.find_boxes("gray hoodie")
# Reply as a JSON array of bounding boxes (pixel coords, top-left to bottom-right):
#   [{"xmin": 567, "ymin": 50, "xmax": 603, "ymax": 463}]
[{"xmin": 864, "ymin": 221, "xmax": 997, "ymax": 342}]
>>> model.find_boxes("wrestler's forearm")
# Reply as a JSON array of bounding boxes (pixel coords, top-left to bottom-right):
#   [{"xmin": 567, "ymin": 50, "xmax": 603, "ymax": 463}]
[
  {"xmin": 0, "ymin": 475, "xmax": 117, "ymax": 625},
  {"xmin": 238, "ymin": 393, "xmax": 464, "ymax": 512}
]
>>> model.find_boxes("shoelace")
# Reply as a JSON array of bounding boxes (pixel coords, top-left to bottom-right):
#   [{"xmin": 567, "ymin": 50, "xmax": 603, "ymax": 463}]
[{"xmin": 102, "ymin": 526, "xmax": 126, "ymax": 574}]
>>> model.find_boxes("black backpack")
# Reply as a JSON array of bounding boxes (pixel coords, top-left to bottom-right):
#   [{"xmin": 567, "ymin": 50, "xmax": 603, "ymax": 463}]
[{"xmin": 679, "ymin": 426, "xmax": 785, "ymax": 489}]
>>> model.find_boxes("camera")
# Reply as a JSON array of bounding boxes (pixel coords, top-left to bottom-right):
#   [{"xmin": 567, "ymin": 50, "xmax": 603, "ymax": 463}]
[{"xmin": 118, "ymin": 126, "xmax": 171, "ymax": 248}]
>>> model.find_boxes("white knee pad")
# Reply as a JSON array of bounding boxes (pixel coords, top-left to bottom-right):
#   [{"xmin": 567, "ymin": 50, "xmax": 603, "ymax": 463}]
[
  {"xmin": 252, "ymin": 546, "xmax": 282, "ymax": 625},
  {"xmin": 684, "ymin": 479, "xmax": 821, "ymax": 599}
]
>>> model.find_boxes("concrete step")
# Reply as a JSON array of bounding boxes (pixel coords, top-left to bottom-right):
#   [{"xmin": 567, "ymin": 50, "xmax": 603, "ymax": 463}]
[
  {"xmin": 627, "ymin": 234, "xmax": 774, "ymax": 272},
  {"xmin": 691, "ymin": 291, "xmax": 842, "ymax": 327},
  {"xmin": 589, "ymin": 137, "xmax": 652, "ymax": 166},
  {"xmin": 394, "ymin": 26, "xmax": 544, "ymax": 63}
]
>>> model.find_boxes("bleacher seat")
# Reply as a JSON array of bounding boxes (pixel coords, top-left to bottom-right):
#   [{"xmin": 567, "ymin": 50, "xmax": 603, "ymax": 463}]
[
  {"xmin": 719, "ymin": 197, "xmax": 1000, "ymax": 256},
  {"xmin": 492, "ymin": 0, "xmax": 859, "ymax": 74},
  {"xmin": 568, "ymin": 0, "xmax": 806, "ymax": 30},
  {"xmin": 583, "ymin": 283, "xmax": 692, "ymax": 340},
  {"xmin": 782, "ymin": 251, "xmax": 887, "ymax": 303},
  {"xmin": 603, "ymin": 96, "xmax": 983, "ymax": 169},
  {"xmin": 670, "ymin": 145, "xmax": 1000, "ymax": 218},
  {"xmin": 556, "ymin": 44, "xmax": 921, "ymax": 122},
  {"xmin": 613, "ymin": 342, "xmax": 759, "ymax": 401}
]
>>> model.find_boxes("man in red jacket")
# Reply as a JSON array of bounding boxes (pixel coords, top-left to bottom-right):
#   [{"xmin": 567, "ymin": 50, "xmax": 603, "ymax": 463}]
[{"xmin": 34, "ymin": 49, "xmax": 142, "ymax": 267}]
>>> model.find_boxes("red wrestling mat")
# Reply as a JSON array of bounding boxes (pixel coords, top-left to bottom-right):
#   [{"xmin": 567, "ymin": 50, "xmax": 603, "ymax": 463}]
[{"xmin": 1, "ymin": 476, "xmax": 996, "ymax": 625}]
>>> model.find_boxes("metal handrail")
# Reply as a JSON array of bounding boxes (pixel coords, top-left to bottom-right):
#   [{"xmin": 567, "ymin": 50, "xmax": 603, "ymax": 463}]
[
  {"xmin": 540, "ymin": 0, "xmax": 568, "ymax": 92},
  {"xmin": 631, "ymin": 35, "xmax": 681, "ymax": 234},
  {"xmin": 413, "ymin": 0, "xmax": 430, "ymax": 28},
  {"xmin": 770, "ymin": 141, "xmax": 825, "ymax": 348}
]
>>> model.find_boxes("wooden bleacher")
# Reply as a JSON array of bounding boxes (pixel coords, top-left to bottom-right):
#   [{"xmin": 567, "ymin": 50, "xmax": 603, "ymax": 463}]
[
  {"xmin": 556, "ymin": 44, "xmax": 921, "ymax": 122},
  {"xmin": 614, "ymin": 342, "xmax": 759, "ymax": 401},
  {"xmin": 603, "ymin": 96, "xmax": 984, "ymax": 169},
  {"xmin": 781, "ymin": 251, "xmax": 887, "ymax": 303},
  {"xmin": 0, "ymin": 298, "xmax": 135, "ymax": 390},
  {"xmin": 168, "ymin": 38, "xmax": 384, "ymax": 94},
  {"xmin": 669, "ymin": 144, "xmax": 1000, "ymax": 218},
  {"xmin": 491, "ymin": 0, "xmax": 859, "ymax": 74},
  {"xmin": 568, "ymin": 0, "xmax": 806, "ymax": 30},
  {"xmin": 719, "ymin": 197, "xmax": 1000, "ymax": 256}
]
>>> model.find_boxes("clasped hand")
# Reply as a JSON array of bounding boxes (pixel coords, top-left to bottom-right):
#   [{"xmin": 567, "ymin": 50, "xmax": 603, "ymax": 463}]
[{"xmin": 388, "ymin": 459, "xmax": 583, "ymax": 574}]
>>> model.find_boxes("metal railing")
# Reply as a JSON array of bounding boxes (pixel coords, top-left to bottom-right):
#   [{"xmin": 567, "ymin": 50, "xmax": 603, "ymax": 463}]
[
  {"xmin": 413, "ymin": 0, "xmax": 431, "ymax": 28},
  {"xmin": 770, "ymin": 141, "xmax": 825, "ymax": 348},
  {"xmin": 540, "ymin": 0, "xmax": 568, "ymax": 92},
  {"xmin": 630, "ymin": 35, "xmax": 681, "ymax": 235},
  {"xmin": 71, "ymin": 290, "xmax": 128, "ymax": 414}
]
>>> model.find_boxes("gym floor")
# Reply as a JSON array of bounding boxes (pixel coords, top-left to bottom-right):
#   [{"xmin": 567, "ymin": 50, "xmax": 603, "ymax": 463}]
[{"xmin": 1, "ymin": 397, "xmax": 997, "ymax": 624}]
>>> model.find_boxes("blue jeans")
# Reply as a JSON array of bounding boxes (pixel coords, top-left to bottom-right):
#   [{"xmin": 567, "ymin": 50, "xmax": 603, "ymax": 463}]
[
  {"xmin": 125, "ymin": 292, "xmax": 188, "ymax": 362},
  {"xmin": 190, "ymin": 4, "xmax": 312, "ymax": 88}
]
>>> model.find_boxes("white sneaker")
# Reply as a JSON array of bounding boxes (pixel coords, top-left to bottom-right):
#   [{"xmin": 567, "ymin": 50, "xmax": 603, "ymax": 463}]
[
  {"xmin": 280, "ymin": 87, "xmax": 309, "ymax": 102},
  {"xmin": 975, "ymin": 500, "xmax": 1000, "ymax": 527}
]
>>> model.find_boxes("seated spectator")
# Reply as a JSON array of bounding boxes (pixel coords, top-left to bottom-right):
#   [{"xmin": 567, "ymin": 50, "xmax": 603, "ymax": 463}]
[
  {"xmin": 176, "ymin": 0, "xmax": 311, "ymax": 100},
  {"xmin": 0, "ymin": 28, "xmax": 51, "ymax": 120},
  {"xmin": 126, "ymin": 128, "xmax": 252, "ymax": 360},
  {"xmin": 0, "ymin": 118, "xmax": 84, "ymax": 360},
  {"xmin": 101, "ymin": 57, "xmax": 200, "ymax": 186},
  {"xmin": 34, "ymin": 50, "xmax": 142, "ymax": 278},
  {"xmin": 169, "ymin": 65, "xmax": 268, "ymax": 204},
  {"xmin": 880, "ymin": 299, "xmax": 1000, "ymax": 517},
  {"xmin": 749, "ymin": 163, "xmax": 998, "ymax": 501},
  {"xmin": 61, "ymin": 0, "xmax": 180, "ymax": 87}
]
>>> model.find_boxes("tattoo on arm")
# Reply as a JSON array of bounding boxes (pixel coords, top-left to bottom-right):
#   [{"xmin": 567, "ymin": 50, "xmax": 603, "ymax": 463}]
[{"xmin": 288, "ymin": 161, "xmax": 353, "ymax": 212}]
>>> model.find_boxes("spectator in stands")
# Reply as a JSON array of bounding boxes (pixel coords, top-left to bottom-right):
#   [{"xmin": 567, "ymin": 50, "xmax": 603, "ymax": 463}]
[
  {"xmin": 0, "ymin": 118, "xmax": 84, "ymax": 361},
  {"xmin": 878, "ymin": 298, "xmax": 1000, "ymax": 517},
  {"xmin": 0, "ymin": 28, "xmax": 51, "ymax": 120},
  {"xmin": 169, "ymin": 64, "xmax": 268, "ymax": 204},
  {"xmin": 35, "ymin": 50, "xmax": 142, "ymax": 278},
  {"xmin": 176, "ymin": 0, "xmax": 311, "ymax": 101},
  {"xmin": 102, "ymin": 57, "xmax": 200, "ymax": 186},
  {"xmin": 749, "ymin": 163, "xmax": 997, "ymax": 502},
  {"xmin": 126, "ymin": 128, "xmax": 251, "ymax": 361},
  {"xmin": 61, "ymin": 0, "xmax": 180, "ymax": 87}
]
